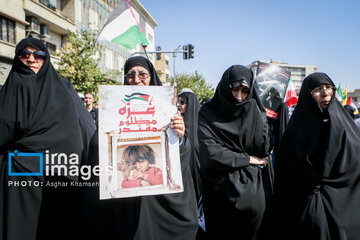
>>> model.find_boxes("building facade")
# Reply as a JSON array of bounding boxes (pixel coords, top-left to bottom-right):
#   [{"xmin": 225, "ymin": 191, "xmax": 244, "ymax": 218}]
[
  {"xmin": 155, "ymin": 53, "xmax": 170, "ymax": 83},
  {"xmin": 251, "ymin": 60, "xmax": 319, "ymax": 93},
  {"xmin": 0, "ymin": 0, "xmax": 157, "ymax": 85}
]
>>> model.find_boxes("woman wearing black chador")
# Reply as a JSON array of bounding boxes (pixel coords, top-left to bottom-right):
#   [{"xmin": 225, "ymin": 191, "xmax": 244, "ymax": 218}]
[
  {"xmin": 198, "ymin": 65, "xmax": 270, "ymax": 240},
  {"xmin": 0, "ymin": 37, "xmax": 95, "ymax": 240},
  {"xmin": 272, "ymin": 72, "xmax": 360, "ymax": 240}
]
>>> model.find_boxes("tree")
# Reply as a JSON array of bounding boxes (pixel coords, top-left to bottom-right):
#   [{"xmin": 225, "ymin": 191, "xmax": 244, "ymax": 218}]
[
  {"xmin": 56, "ymin": 30, "xmax": 120, "ymax": 99},
  {"xmin": 170, "ymin": 71, "xmax": 215, "ymax": 101}
]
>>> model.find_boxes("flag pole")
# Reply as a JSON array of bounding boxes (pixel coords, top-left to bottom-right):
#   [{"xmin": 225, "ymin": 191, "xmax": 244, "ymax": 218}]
[{"xmin": 142, "ymin": 44, "xmax": 149, "ymax": 59}]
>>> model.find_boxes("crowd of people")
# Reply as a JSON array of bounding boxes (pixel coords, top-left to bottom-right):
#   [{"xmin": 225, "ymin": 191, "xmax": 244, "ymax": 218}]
[{"xmin": 1, "ymin": 37, "xmax": 360, "ymax": 240}]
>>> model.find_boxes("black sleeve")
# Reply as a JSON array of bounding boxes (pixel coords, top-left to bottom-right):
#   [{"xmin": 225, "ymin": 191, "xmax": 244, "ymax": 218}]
[{"xmin": 198, "ymin": 114, "xmax": 250, "ymax": 174}]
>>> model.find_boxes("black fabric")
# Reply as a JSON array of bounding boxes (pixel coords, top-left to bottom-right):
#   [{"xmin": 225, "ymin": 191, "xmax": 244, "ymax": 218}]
[
  {"xmin": 179, "ymin": 91, "xmax": 202, "ymax": 201},
  {"xmin": 272, "ymin": 72, "xmax": 360, "ymax": 239},
  {"xmin": 0, "ymin": 37, "xmax": 96, "ymax": 240},
  {"xmin": 200, "ymin": 97, "xmax": 211, "ymax": 105},
  {"xmin": 82, "ymin": 59, "xmax": 197, "ymax": 239},
  {"xmin": 198, "ymin": 65, "xmax": 270, "ymax": 240},
  {"xmin": 123, "ymin": 56, "xmax": 162, "ymax": 86},
  {"xmin": 344, "ymin": 105, "xmax": 356, "ymax": 120},
  {"xmin": 268, "ymin": 102, "xmax": 289, "ymax": 159},
  {"xmin": 89, "ymin": 107, "xmax": 98, "ymax": 126},
  {"xmin": 133, "ymin": 138, "xmax": 198, "ymax": 240},
  {"xmin": 81, "ymin": 130, "xmax": 141, "ymax": 240}
]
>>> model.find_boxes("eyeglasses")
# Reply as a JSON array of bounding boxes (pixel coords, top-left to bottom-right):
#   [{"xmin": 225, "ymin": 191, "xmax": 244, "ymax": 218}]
[
  {"xmin": 18, "ymin": 49, "xmax": 46, "ymax": 62},
  {"xmin": 311, "ymin": 86, "xmax": 336, "ymax": 96},
  {"xmin": 178, "ymin": 100, "xmax": 187, "ymax": 105},
  {"xmin": 126, "ymin": 72, "xmax": 150, "ymax": 80}
]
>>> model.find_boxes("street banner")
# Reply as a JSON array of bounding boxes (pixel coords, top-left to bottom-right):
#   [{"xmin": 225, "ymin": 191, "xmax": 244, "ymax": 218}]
[
  {"xmin": 254, "ymin": 62, "xmax": 291, "ymax": 119},
  {"xmin": 98, "ymin": 85, "xmax": 183, "ymax": 199}
]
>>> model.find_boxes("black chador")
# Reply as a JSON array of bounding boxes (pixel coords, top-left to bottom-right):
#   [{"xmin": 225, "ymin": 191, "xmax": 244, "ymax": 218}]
[
  {"xmin": 198, "ymin": 65, "xmax": 271, "ymax": 240},
  {"xmin": 273, "ymin": 72, "xmax": 360, "ymax": 239},
  {"xmin": 0, "ymin": 38, "xmax": 95, "ymax": 240}
]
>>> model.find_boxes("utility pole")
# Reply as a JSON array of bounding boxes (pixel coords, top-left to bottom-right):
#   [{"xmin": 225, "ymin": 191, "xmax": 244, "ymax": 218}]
[
  {"xmin": 132, "ymin": 44, "xmax": 195, "ymax": 78},
  {"xmin": 172, "ymin": 45, "xmax": 181, "ymax": 77}
]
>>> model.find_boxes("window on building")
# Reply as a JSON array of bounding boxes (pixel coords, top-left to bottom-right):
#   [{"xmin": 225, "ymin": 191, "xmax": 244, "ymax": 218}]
[
  {"xmin": 39, "ymin": 0, "xmax": 50, "ymax": 7},
  {"xmin": 165, "ymin": 60, "xmax": 169, "ymax": 66},
  {"xmin": 39, "ymin": 0, "xmax": 58, "ymax": 10},
  {"xmin": 113, "ymin": 54, "xmax": 119, "ymax": 70},
  {"xmin": 46, "ymin": 42, "xmax": 56, "ymax": 55},
  {"xmin": 0, "ymin": 16, "xmax": 15, "ymax": 44},
  {"xmin": 82, "ymin": 2, "xmax": 89, "ymax": 25},
  {"xmin": 166, "ymin": 74, "xmax": 169, "ymax": 81},
  {"xmin": 49, "ymin": 0, "xmax": 57, "ymax": 10},
  {"xmin": 139, "ymin": 17, "xmax": 146, "ymax": 35},
  {"xmin": 147, "ymin": 33, "xmax": 153, "ymax": 43}
]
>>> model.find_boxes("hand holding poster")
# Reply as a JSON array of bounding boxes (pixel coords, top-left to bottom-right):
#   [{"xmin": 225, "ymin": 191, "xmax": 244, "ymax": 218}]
[
  {"xmin": 98, "ymin": 85, "xmax": 183, "ymax": 199},
  {"xmin": 253, "ymin": 62, "xmax": 291, "ymax": 119}
]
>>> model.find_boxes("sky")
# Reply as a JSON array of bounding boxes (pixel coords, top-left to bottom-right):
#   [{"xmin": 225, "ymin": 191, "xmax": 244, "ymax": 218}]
[{"xmin": 139, "ymin": 0, "xmax": 360, "ymax": 92}]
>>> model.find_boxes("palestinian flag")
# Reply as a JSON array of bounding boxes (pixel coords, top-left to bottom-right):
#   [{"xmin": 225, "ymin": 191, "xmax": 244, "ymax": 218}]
[
  {"xmin": 336, "ymin": 84, "xmax": 345, "ymax": 102},
  {"xmin": 124, "ymin": 93, "xmax": 150, "ymax": 102},
  {"xmin": 285, "ymin": 77, "xmax": 298, "ymax": 108},
  {"xmin": 97, "ymin": 0, "xmax": 149, "ymax": 50}
]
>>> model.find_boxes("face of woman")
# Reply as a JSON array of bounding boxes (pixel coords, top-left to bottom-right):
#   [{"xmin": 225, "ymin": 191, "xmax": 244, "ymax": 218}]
[
  {"xmin": 126, "ymin": 66, "xmax": 151, "ymax": 86},
  {"xmin": 177, "ymin": 97, "xmax": 187, "ymax": 115},
  {"xmin": 17, "ymin": 45, "xmax": 45, "ymax": 74},
  {"xmin": 311, "ymin": 84, "xmax": 335, "ymax": 109},
  {"xmin": 231, "ymin": 86, "xmax": 250, "ymax": 102}
]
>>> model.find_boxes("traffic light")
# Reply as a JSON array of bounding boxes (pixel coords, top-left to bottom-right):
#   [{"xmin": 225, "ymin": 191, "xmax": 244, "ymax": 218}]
[
  {"xmin": 156, "ymin": 46, "xmax": 161, "ymax": 60},
  {"xmin": 183, "ymin": 45, "xmax": 188, "ymax": 60},
  {"xmin": 188, "ymin": 44, "xmax": 194, "ymax": 59}
]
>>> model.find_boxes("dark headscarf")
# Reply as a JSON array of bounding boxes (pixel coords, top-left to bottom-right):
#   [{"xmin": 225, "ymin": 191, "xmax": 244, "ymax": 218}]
[
  {"xmin": 179, "ymin": 91, "xmax": 201, "ymax": 200},
  {"xmin": 0, "ymin": 37, "xmax": 96, "ymax": 240},
  {"xmin": 200, "ymin": 65, "xmax": 268, "ymax": 150},
  {"xmin": 124, "ymin": 56, "xmax": 162, "ymax": 86},
  {"xmin": 273, "ymin": 72, "xmax": 360, "ymax": 239}
]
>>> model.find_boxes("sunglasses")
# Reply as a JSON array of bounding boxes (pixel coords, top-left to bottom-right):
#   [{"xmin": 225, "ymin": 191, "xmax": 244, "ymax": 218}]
[{"xmin": 18, "ymin": 49, "xmax": 46, "ymax": 61}]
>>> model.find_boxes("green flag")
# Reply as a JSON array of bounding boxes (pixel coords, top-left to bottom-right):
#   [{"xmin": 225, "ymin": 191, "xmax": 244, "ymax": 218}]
[{"xmin": 337, "ymin": 84, "xmax": 345, "ymax": 100}]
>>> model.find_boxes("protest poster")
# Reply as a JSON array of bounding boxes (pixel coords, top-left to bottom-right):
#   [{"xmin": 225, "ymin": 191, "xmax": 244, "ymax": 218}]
[
  {"xmin": 98, "ymin": 85, "xmax": 183, "ymax": 199},
  {"xmin": 253, "ymin": 62, "xmax": 291, "ymax": 119}
]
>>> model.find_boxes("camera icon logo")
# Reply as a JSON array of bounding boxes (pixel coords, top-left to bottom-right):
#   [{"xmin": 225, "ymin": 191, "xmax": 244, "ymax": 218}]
[{"xmin": 8, "ymin": 150, "xmax": 43, "ymax": 176}]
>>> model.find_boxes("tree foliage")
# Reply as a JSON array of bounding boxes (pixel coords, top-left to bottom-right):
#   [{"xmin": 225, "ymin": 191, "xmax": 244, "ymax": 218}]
[
  {"xmin": 170, "ymin": 71, "xmax": 215, "ymax": 101},
  {"xmin": 56, "ymin": 30, "xmax": 120, "ymax": 98}
]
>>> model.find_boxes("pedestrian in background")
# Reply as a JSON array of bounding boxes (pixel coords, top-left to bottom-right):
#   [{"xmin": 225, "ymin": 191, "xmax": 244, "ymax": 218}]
[{"xmin": 84, "ymin": 92, "xmax": 98, "ymax": 126}]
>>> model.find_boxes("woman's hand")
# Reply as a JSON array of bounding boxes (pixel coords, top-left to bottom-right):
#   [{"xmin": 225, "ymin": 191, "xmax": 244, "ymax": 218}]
[
  {"xmin": 170, "ymin": 113, "xmax": 185, "ymax": 138},
  {"xmin": 249, "ymin": 156, "xmax": 268, "ymax": 167}
]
